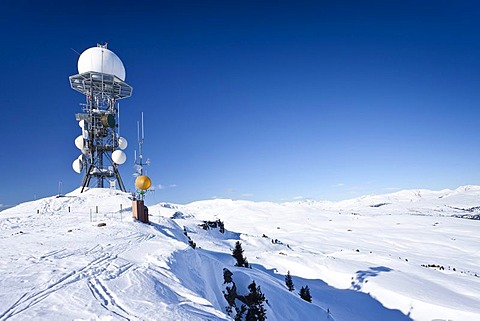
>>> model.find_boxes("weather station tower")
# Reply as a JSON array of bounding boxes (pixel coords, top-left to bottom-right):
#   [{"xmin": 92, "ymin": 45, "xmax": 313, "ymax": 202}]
[{"xmin": 69, "ymin": 43, "xmax": 132, "ymax": 192}]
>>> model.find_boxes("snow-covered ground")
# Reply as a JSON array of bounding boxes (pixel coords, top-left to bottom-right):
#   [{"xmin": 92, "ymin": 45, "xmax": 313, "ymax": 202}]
[{"xmin": 1, "ymin": 186, "xmax": 479, "ymax": 321}]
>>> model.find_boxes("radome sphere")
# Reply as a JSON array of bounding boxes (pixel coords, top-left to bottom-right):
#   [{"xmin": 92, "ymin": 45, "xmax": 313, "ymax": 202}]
[
  {"xmin": 135, "ymin": 175, "xmax": 152, "ymax": 191},
  {"xmin": 77, "ymin": 46, "xmax": 126, "ymax": 81}
]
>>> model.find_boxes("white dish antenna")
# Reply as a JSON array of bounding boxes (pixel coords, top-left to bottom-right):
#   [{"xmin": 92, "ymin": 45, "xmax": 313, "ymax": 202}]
[
  {"xmin": 118, "ymin": 137, "xmax": 128, "ymax": 150},
  {"xmin": 74, "ymin": 135, "xmax": 84, "ymax": 150},
  {"xmin": 77, "ymin": 46, "xmax": 126, "ymax": 81},
  {"xmin": 112, "ymin": 150, "xmax": 127, "ymax": 165},
  {"xmin": 72, "ymin": 159, "xmax": 83, "ymax": 173}
]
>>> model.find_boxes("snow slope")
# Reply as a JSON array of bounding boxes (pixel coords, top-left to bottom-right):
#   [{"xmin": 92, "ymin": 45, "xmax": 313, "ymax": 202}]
[{"xmin": 1, "ymin": 187, "xmax": 479, "ymax": 321}]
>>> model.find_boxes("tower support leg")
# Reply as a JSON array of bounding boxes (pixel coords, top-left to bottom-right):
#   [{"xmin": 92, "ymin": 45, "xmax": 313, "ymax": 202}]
[
  {"xmin": 81, "ymin": 164, "xmax": 94, "ymax": 193},
  {"xmin": 113, "ymin": 166, "xmax": 127, "ymax": 192}
]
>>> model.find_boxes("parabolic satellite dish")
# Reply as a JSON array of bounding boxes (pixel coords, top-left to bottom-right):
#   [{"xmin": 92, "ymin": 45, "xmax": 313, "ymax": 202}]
[{"xmin": 77, "ymin": 46, "xmax": 126, "ymax": 81}]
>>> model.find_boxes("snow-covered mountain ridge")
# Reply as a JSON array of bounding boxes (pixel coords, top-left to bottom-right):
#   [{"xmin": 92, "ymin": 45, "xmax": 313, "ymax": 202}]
[{"xmin": 1, "ymin": 186, "xmax": 479, "ymax": 321}]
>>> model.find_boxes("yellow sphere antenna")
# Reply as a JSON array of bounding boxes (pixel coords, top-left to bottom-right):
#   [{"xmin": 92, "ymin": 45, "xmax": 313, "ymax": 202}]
[{"xmin": 135, "ymin": 175, "xmax": 152, "ymax": 191}]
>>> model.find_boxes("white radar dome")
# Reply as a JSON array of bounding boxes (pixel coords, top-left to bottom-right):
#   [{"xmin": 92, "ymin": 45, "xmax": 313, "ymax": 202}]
[
  {"xmin": 77, "ymin": 46, "xmax": 126, "ymax": 81},
  {"xmin": 112, "ymin": 150, "xmax": 127, "ymax": 165}
]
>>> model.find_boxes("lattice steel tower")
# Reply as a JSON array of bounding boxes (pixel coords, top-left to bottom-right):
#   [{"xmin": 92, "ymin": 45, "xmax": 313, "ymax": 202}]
[{"xmin": 69, "ymin": 43, "xmax": 133, "ymax": 192}]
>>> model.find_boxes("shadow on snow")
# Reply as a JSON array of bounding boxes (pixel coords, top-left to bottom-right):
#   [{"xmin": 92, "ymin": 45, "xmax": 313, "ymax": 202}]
[
  {"xmin": 152, "ymin": 218, "xmax": 412, "ymax": 321},
  {"xmin": 351, "ymin": 266, "xmax": 393, "ymax": 291},
  {"xmin": 252, "ymin": 263, "xmax": 411, "ymax": 321}
]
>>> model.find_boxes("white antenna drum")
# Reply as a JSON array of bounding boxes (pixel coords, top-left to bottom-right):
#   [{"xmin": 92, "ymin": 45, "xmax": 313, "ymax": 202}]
[{"xmin": 118, "ymin": 137, "xmax": 128, "ymax": 150}]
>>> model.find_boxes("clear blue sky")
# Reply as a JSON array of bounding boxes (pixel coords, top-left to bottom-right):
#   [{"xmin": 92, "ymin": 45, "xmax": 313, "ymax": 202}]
[{"xmin": 1, "ymin": 0, "xmax": 480, "ymax": 207}]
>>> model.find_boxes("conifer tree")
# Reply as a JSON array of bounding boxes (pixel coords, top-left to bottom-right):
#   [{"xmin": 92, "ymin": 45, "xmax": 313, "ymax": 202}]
[
  {"xmin": 299, "ymin": 285, "xmax": 312, "ymax": 302},
  {"xmin": 223, "ymin": 268, "xmax": 233, "ymax": 284},
  {"xmin": 224, "ymin": 283, "xmax": 238, "ymax": 308},
  {"xmin": 245, "ymin": 281, "xmax": 267, "ymax": 321},
  {"xmin": 235, "ymin": 305, "xmax": 246, "ymax": 321},
  {"xmin": 232, "ymin": 241, "xmax": 248, "ymax": 267},
  {"xmin": 223, "ymin": 269, "xmax": 245, "ymax": 319},
  {"xmin": 285, "ymin": 270, "xmax": 295, "ymax": 291}
]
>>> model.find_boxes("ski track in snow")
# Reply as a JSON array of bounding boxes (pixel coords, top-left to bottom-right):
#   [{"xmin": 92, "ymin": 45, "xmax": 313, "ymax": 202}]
[{"xmin": 0, "ymin": 228, "xmax": 152, "ymax": 321}]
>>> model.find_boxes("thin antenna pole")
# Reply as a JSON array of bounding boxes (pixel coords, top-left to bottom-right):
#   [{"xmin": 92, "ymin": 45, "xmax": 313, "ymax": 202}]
[
  {"xmin": 70, "ymin": 48, "xmax": 81, "ymax": 56},
  {"xmin": 134, "ymin": 113, "xmax": 146, "ymax": 176},
  {"xmin": 141, "ymin": 112, "xmax": 145, "ymax": 141},
  {"xmin": 137, "ymin": 120, "xmax": 140, "ymax": 143},
  {"xmin": 117, "ymin": 102, "xmax": 120, "ymax": 136}
]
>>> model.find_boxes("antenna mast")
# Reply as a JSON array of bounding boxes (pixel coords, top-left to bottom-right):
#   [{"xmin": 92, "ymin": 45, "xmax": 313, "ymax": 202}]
[
  {"xmin": 69, "ymin": 44, "xmax": 133, "ymax": 192},
  {"xmin": 133, "ymin": 112, "xmax": 151, "ymax": 201},
  {"xmin": 134, "ymin": 112, "xmax": 147, "ymax": 177}
]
